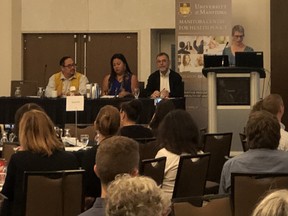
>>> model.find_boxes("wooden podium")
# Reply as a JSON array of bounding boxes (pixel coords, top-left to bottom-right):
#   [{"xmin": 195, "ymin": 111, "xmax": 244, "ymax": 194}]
[{"xmin": 202, "ymin": 67, "xmax": 266, "ymax": 150}]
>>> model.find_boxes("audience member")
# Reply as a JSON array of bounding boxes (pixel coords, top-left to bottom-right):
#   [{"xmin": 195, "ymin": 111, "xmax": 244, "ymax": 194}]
[
  {"xmin": 81, "ymin": 105, "xmax": 120, "ymax": 210},
  {"xmin": 223, "ymin": 25, "xmax": 254, "ymax": 66},
  {"xmin": 251, "ymin": 189, "xmax": 288, "ymax": 216},
  {"xmin": 261, "ymin": 94, "xmax": 288, "ymax": 151},
  {"xmin": 13, "ymin": 103, "xmax": 45, "ymax": 141},
  {"xmin": 219, "ymin": 110, "xmax": 288, "ymax": 194},
  {"xmin": 155, "ymin": 109, "xmax": 201, "ymax": 198},
  {"xmin": 102, "ymin": 53, "xmax": 139, "ymax": 98},
  {"xmin": 45, "ymin": 56, "xmax": 89, "ymax": 97},
  {"xmin": 119, "ymin": 99, "xmax": 154, "ymax": 139},
  {"xmin": 79, "ymin": 136, "xmax": 140, "ymax": 216},
  {"xmin": 149, "ymin": 99, "xmax": 175, "ymax": 136},
  {"xmin": 1, "ymin": 110, "xmax": 79, "ymax": 215},
  {"xmin": 105, "ymin": 175, "xmax": 171, "ymax": 216},
  {"xmin": 145, "ymin": 52, "xmax": 184, "ymax": 98}
]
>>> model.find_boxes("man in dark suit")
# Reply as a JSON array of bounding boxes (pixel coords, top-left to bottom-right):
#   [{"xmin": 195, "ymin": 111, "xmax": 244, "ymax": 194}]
[{"xmin": 145, "ymin": 52, "xmax": 184, "ymax": 98}]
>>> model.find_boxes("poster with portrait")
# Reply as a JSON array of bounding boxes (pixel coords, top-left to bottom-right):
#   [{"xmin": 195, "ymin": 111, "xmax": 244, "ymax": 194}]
[{"xmin": 175, "ymin": 0, "xmax": 231, "ymax": 129}]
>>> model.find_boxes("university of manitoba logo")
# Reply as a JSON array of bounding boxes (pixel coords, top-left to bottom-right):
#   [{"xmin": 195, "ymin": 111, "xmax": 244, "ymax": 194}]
[{"xmin": 179, "ymin": 3, "xmax": 191, "ymax": 16}]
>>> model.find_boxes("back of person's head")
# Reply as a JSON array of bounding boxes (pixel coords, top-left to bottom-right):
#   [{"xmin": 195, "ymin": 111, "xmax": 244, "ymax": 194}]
[
  {"xmin": 262, "ymin": 94, "xmax": 284, "ymax": 116},
  {"xmin": 149, "ymin": 99, "xmax": 175, "ymax": 134},
  {"xmin": 246, "ymin": 110, "xmax": 280, "ymax": 150},
  {"xmin": 19, "ymin": 110, "xmax": 63, "ymax": 156},
  {"xmin": 252, "ymin": 189, "xmax": 288, "ymax": 216},
  {"xmin": 105, "ymin": 175, "xmax": 171, "ymax": 216},
  {"xmin": 120, "ymin": 99, "xmax": 143, "ymax": 122},
  {"xmin": 157, "ymin": 109, "xmax": 199, "ymax": 155},
  {"xmin": 95, "ymin": 105, "xmax": 120, "ymax": 137},
  {"xmin": 251, "ymin": 99, "xmax": 263, "ymax": 114},
  {"xmin": 14, "ymin": 103, "xmax": 45, "ymax": 137},
  {"xmin": 95, "ymin": 136, "xmax": 139, "ymax": 185}
]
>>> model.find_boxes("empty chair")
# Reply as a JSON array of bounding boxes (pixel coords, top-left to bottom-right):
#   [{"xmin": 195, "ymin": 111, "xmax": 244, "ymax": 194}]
[
  {"xmin": 65, "ymin": 124, "xmax": 95, "ymax": 141},
  {"xmin": 172, "ymin": 194, "xmax": 232, "ymax": 216},
  {"xmin": 139, "ymin": 156, "xmax": 166, "ymax": 187},
  {"xmin": 2, "ymin": 142, "xmax": 20, "ymax": 163},
  {"xmin": 239, "ymin": 133, "xmax": 249, "ymax": 152},
  {"xmin": 231, "ymin": 173, "xmax": 288, "ymax": 216},
  {"xmin": 10, "ymin": 80, "xmax": 38, "ymax": 97},
  {"xmin": 23, "ymin": 170, "xmax": 84, "ymax": 216},
  {"xmin": 203, "ymin": 132, "xmax": 233, "ymax": 194},
  {"xmin": 172, "ymin": 153, "xmax": 211, "ymax": 199}
]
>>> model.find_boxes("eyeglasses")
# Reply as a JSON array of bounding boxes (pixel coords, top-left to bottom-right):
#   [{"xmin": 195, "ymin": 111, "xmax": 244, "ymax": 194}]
[{"xmin": 63, "ymin": 64, "xmax": 76, "ymax": 69}]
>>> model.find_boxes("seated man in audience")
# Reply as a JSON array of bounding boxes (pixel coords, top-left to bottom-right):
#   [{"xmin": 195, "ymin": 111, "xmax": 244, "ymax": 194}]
[
  {"xmin": 79, "ymin": 136, "xmax": 140, "ymax": 216},
  {"xmin": 105, "ymin": 175, "xmax": 171, "ymax": 216},
  {"xmin": 145, "ymin": 52, "xmax": 184, "ymax": 98},
  {"xmin": 261, "ymin": 94, "xmax": 288, "ymax": 151},
  {"xmin": 219, "ymin": 110, "xmax": 288, "ymax": 194},
  {"xmin": 45, "ymin": 56, "xmax": 89, "ymax": 97}
]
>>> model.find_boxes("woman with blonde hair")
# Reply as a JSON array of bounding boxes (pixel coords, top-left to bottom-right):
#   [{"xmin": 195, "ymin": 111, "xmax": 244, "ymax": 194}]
[
  {"xmin": 252, "ymin": 189, "xmax": 288, "ymax": 216},
  {"xmin": 1, "ymin": 110, "xmax": 79, "ymax": 215}
]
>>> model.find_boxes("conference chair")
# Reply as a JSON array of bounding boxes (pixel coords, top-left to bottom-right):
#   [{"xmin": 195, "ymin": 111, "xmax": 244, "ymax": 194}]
[
  {"xmin": 138, "ymin": 139, "xmax": 161, "ymax": 161},
  {"xmin": 64, "ymin": 124, "xmax": 95, "ymax": 142},
  {"xmin": 23, "ymin": 170, "xmax": 84, "ymax": 216},
  {"xmin": 202, "ymin": 132, "xmax": 233, "ymax": 194},
  {"xmin": 139, "ymin": 156, "xmax": 166, "ymax": 187},
  {"xmin": 10, "ymin": 80, "xmax": 38, "ymax": 97},
  {"xmin": 172, "ymin": 153, "xmax": 210, "ymax": 199},
  {"xmin": 2, "ymin": 142, "xmax": 20, "ymax": 164},
  {"xmin": 239, "ymin": 133, "xmax": 249, "ymax": 152},
  {"xmin": 172, "ymin": 194, "xmax": 232, "ymax": 216},
  {"xmin": 231, "ymin": 173, "xmax": 288, "ymax": 216}
]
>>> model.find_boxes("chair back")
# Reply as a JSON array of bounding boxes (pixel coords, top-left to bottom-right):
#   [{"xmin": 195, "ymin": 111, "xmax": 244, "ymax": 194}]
[
  {"xmin": 203, "ymin": 132, "xmax": 232, "ymax": 183},
  {"xmin": 138, "ymin": 140, "xmax": 161, "ymax": 161},
  {"xmin": 23, "ymin": 170, "xmax": 84, "ymax": 216},
  {"xmin": 139, "ymin": 156, "xmax": 166, "ymax": 187},
  {"xmin": 172, "ymin": 195, "xmax": 232, "ymax": 216},
  {"xmin": 2, "ymin": 142, "xmax": 20, "ymax": 163},
  {"xmin": 10, "ymin": 80, "xmax": 38, "ymax": 96},
  {"xmin": 231, "ymin": 173, "xmax": 288, "ymax": 216},
  {"xmin": 239, "ymin": 133, "xmax": 249, "ymax": 152},
  {"xmin": 172, "ymin": 153, "xmax": 210, "ymax": 199},
  {"xmin": 65, "ymin": 124, "xmax": 95, "ymax": 141}
]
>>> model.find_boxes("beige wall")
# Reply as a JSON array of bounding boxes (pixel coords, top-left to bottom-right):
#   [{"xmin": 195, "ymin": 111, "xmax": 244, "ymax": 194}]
[{"xmin": 1, "ymin": 0, "xmax": 270, "ymax": 96}]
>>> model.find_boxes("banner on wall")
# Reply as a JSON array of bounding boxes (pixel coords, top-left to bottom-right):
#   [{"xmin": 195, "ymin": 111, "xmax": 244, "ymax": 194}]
[{"xmin": 175, "ymin": 0, "xmax": 231, "ymax": 129}]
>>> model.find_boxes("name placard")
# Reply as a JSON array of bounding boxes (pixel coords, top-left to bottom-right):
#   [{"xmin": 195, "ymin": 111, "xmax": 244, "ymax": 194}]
[{"xmin": 66, "ymin": 96, "xmax": 84, "ymax": 111}]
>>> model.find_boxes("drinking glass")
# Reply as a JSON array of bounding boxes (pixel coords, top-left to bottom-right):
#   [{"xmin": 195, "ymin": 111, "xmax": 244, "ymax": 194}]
[
  {"xmin": 133, "ymin": 88, "xmax": 140, "ymax": 99},
  {"xmin": 80, "ymin": 134, "xmax": 89, "ymax": 148},
  {"xmin": 14, "ymin": 87, "xmax": 21, "ymax": 97},
  {"xmin": 37, "ymin": 87, "xmax": 44, "ymax": 97}
]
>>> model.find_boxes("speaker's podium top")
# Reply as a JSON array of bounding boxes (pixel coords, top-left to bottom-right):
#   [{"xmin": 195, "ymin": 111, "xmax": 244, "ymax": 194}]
[{"xmin": 202, "ymin": 67, "xmax": 266, "ymax": 78}]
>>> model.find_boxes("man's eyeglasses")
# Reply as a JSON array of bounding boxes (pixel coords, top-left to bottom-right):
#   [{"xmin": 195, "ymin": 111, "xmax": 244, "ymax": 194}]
[{"xmin": 63, "ymin": 64, "xmax": 76, "ymax": 69}]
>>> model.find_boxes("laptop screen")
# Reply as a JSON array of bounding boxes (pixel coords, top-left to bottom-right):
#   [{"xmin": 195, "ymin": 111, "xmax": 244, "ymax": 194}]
[
  {"xmin": 204, "ymin": 55, "xmax": 229, "ymax": 68},
  {"xmin": 235, "ymin": 51, "xmax": 263, "ymax": 68}
]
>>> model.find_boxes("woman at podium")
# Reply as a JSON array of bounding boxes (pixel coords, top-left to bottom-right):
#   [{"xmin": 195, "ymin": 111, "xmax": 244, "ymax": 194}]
[{"xmin": 223, "ymin": 25, "xmax": 254, "ymax": 66}]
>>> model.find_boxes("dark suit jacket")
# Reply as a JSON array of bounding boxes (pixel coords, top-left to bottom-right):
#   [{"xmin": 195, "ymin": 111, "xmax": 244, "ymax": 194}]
[{"xmin": 145, "ymin": 70, "xmax": 184, "ymax": 98}]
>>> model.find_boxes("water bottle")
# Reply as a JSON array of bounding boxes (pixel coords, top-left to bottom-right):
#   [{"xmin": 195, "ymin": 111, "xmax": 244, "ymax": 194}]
[
  {"xmin": 86, "ymin": 84, "xmax": 92, "ymax": 99},
  {"xmin": 37, "ymin": 87, "xmax": 44, "ymax": 98},
  {"xmin": 91, "ymin": 83, "xmax": 99, "ymax": 99},
  {"xmin": 14, "ymin": 87, "xmax": 21, "ymax": 97}
]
